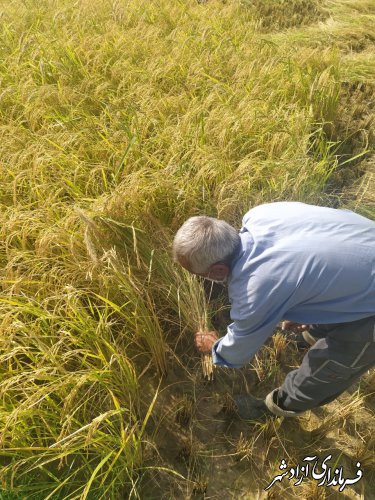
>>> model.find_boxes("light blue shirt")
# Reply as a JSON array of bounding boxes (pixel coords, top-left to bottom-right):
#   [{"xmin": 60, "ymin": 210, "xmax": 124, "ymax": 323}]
[{"xmin": 212, "ymin": 202, "xmax": 375, "ymax": 368}]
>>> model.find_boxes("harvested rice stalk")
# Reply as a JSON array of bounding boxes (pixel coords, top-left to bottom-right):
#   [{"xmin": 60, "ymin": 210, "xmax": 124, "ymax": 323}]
[
  {"xmin": 198, "ymin": 318, "xmax": 215, "ymax": 382},
  {"xmin": 201, "ymin": 353, "xmax": 214, "ymax": 381},
  {"xmin": 176, "ymin": 273, "xmax": 216, "ymax": 380}
]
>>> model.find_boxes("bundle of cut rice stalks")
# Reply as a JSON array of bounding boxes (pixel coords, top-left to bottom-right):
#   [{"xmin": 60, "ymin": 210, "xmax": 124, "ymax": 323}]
[
  {"xmin": 177, "ymin": 273, "xmax": 215, "ymax": 381},
  {"xmin": 195, "ymin": 319, "xmax": 214, "ymax": 382}
]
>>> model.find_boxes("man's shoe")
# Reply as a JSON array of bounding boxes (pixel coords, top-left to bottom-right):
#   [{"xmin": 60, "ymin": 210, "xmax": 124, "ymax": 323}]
[
  {"xmin": 234, "ymin": 394, "xmax": 274, "ymax": 420},
  {"xmin": 264, "ymin": 388, "xmax": 303, "ymax": 417},
  {"xmin": 235, "ymin": 390, "xmax": 304, "ymax": 420}
]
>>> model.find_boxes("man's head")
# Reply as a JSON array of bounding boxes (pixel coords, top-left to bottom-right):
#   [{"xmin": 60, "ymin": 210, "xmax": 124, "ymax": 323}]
[{"xmin": 172, "ymin": 216, "xmax": 240, "ymax": 282}]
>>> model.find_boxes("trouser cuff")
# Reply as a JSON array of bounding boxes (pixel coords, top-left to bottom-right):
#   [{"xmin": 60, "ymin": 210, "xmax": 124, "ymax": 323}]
[{"xmin": 265, "ymin": 388, "xmax": 303, "ymax": 417}]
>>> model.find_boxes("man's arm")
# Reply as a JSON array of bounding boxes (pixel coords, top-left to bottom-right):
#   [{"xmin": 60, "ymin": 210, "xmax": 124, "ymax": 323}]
[
  {"xmin": 194, "ymin": 320, "xmax": 310, "ymax": 365},
  {"xmin": 210, "ymin": 274, "xmax": 295, "ymax": 368},
  {"xmin": 211, "ymin": 316, "xmax": 280, "ymax": 368}
]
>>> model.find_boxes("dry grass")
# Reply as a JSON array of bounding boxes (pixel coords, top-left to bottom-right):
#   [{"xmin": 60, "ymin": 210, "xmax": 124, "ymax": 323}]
[{"xmin": 0, "ymin": 0, "xmax": 374, "ymax": 498}]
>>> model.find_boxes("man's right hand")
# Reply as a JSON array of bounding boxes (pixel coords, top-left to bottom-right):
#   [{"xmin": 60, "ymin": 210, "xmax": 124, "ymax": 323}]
[
  {"xmin": 281, "ymin": 321, "xmax": 310, "ymax": 333},
  {"xmin": 195, "ymin": 330, "xmax": 219, "ymax": 354}
]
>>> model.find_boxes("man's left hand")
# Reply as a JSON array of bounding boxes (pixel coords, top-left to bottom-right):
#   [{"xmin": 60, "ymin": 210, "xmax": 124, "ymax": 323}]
[{"xmin": 281, "ymin": 321, "xmax": 310, "ymax": 333}]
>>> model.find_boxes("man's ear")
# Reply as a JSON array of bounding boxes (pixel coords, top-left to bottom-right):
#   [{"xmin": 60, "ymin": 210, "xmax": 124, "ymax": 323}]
[{"xmin": 207, "ymin": 263, "xmax": 230, "ymax": 281}]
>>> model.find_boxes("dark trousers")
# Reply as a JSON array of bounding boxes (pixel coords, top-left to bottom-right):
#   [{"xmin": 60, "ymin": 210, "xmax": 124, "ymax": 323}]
[{"xmin": 278, "ymin": 316, "xmax": 375, "ymax": 412}]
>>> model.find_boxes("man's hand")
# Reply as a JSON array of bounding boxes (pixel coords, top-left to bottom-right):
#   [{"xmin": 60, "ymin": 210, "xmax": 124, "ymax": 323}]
[
  {"xmin": 195, "ymin": 330, "xmax": 219, "ymax": 354},
  {"xmin": 281, "ymin": 321, "xmax": 310, "ymax": 333}
]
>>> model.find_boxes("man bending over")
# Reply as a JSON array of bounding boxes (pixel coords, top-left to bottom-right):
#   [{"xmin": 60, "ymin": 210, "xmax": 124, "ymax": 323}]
[{"xmin": 172, "ymin": 202, "xmax": 375, "ymax": 418}]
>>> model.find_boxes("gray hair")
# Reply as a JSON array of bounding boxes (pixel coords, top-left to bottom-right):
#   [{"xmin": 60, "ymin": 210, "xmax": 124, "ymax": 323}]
[{"xmin": 172, "ymin": 216, "xmax": 240, "ymax": 273}]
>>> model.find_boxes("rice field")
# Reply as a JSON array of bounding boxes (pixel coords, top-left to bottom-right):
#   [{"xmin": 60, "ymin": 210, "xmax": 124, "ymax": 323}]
[{"xmin": 0, "ymin": 0, "xmax": 374, "ymax": 498}]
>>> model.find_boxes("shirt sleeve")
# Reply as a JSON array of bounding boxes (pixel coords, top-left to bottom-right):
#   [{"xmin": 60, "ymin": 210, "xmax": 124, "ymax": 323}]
[{"xmin": 211, "ymin": 275, "xmax": 292, "ymax": 368}]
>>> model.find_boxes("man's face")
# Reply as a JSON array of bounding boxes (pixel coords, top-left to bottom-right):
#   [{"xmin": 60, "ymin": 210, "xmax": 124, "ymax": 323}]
[
  {"xmin": 197, "ymin": 263, "xmax": 230, "ymax": 283},
  {"xmin": 178, "ymin": 257, "xmax": 230, "ymax": 283},
  {"xmin": 177, "ymin": 255, "xmax": 194, "ymax": 273}
]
